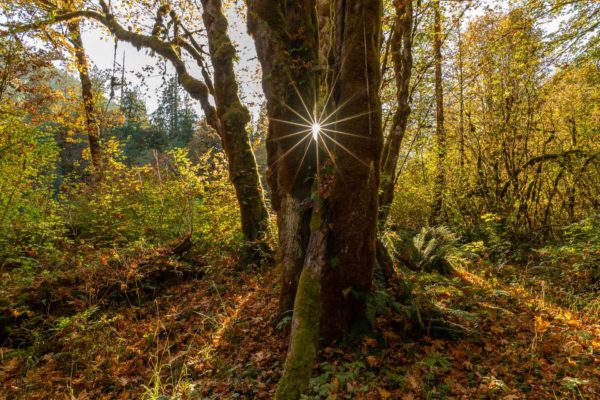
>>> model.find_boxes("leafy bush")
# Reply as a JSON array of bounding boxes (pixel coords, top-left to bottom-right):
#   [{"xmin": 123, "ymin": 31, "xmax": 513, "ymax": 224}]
[
  {"xmin": 60, "ymin": 139, "xmax": 242, "ymax": 254},
  {"xmin": 0, "ymin": 103, "xmax": 63, "ymax": 261},
  {"xmin": 534, "ymin": 215, "xmax": 600, "ymax": 317}
]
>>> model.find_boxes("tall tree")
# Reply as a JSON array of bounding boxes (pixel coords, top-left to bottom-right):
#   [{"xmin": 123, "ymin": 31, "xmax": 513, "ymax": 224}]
[
  {"xmin": 430, "ymin": 0, "xmax": 446, "ymax": 224},
  {"xmin": 152, "ymin": 77, "xmax": 197, "ymax": 148},
  {"xmin": 248, "ymin": 0, "xmax": 383, "ymax": 397},
  {"xmin": 247, "ymin": 0, "xmax": 320, "ymax": 320},
  {"xmin": 66, "ymin": 20, "xmax": 102, "ymax": 173},
  {"xmin": 379, "ymin": 0, "xmax": 414, "ymax": 224}
]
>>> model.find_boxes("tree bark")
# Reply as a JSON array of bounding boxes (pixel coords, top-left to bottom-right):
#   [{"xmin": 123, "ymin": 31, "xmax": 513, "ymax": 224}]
[
  {"xmin": 249, "ymin": 0, "xmax": 383, "ymax": 342},
  {"xmin": 247, "ymin": 0, "xmax": 319, "ymax": 319},
  {"xmin": 320, "ymin": 0, "xmax": 383, "ymax": 340},
  {"xmin": 201, "ymin": 0, "xmax": 270, "ymax": 242},
  {"xmin": 248, "ymin": 1, "xmax": 382, "ymax": 396},
  {"xmin": 457, "ymin": 26, "xmax": 465, "ymax": 170},
  {"xmin": 430, "ymin": 0, "xmax": 446, "ymax": 225},
  {"xmin": 275, "ymin": 188, "xmax": 329, "ymax": 400},
  {"xmin": 379, "ymin": 0, "xmax": 413, "ymax": 225},
  {"xmin": 66, "ymin": 20, "xmax": 102, "ymax": 173}
]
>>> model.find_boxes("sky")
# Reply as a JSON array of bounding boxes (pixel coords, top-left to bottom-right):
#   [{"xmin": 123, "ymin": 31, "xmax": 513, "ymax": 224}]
[
  {"xmin": 78, "ymin": 6, "xmax": 263, "ymax": 117},
  {"xmin": 63, "ymin": 0, "xmax": 561, "ymax": 119}
]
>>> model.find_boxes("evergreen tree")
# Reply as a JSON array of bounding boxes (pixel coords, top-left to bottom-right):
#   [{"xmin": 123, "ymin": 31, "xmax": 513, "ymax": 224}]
[{"xmin": 151, "ymin": 77, "xmax": 197, "ymax": 149}]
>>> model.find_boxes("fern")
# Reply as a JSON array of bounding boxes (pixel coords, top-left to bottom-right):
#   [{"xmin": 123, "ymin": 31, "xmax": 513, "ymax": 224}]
[{"xmin": 405, "ymin": 226, "xmax": 460, "ymax": 274}]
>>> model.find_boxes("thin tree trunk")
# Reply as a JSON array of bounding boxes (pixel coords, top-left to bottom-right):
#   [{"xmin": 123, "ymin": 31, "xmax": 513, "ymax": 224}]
[
  {"xmin": 67, "ymin": 20, "xmax": 102, "ymax": 173},
  {"xmin": 430, "ymin": 0, "xmax": 446, "ymax": 225},
  {"xmin": 458, "ymin": 26, "xmax": 465, "ymax": 170},
  {"xmin": 379, "ymin": 0, "xmax": 413, "ymax": 225},
  {"xmin": 567, "ymin": 117, "xmax": 578, "ymax": 222}
]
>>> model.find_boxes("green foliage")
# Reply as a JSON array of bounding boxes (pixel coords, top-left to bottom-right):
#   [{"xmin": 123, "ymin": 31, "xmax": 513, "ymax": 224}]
[
  {"xmin": 151, "ymin": 78, "xmax": 198, "ymax": 149},
  {"xmin": 387, "ymin": 226, "xmax": 462, "ymax": 274},
  {"xmin": 304, "ymin": 361, "xmax": 369, "ymax": 399},
  {"xmin": 111, "ymin": 84, "xmax": 199, "ymax": 165},
  {"xmin": 60, "ymin": 140, "xmax": 242, "ymax": 253},
  {"xmin": 534, "ymin": 215, "xmax": 600, "ymax": 318},
  {"xmin": 0, "ymin": 102, "xmax": 63, "ymax": 260},
  {"xmin": 365, "ymin": 289, "xmax": 401, "ymax": 325}
]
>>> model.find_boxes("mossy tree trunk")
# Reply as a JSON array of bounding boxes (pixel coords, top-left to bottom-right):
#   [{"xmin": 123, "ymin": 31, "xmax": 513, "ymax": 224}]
[
  {"xmin": 379, "ymin": 0, "xmax": 413, "ymax": 225},
  {"xmin": 320, "ymin": 0, "xmax": 383, "ymax": 341},
  {"xmin": 275, "ymin": 188, "xmax": 329, "ymax": 400},
  {"xmin": 201, "ymin": 0, "xmax": 271, "ymax": 243},
  {"xmin": 247, "ymin": 0, "xmax": 320, "ymax": 319},
  {"xmin": 66, "ymin": 20, "xmax": 102, "ymax": 174},
  {"xmin": 248, "ymin": 0, "xmax": 382, "ymax": 395}
]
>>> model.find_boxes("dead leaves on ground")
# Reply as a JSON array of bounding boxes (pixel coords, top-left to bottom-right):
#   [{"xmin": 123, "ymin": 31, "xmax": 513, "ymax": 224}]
[{"xmin": 1, "ymin": 255, "xmax": 599, "ymax": 399}]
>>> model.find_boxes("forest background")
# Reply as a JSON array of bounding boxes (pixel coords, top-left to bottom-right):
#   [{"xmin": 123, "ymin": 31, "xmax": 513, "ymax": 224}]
[{"xmin": 0, "ymin": 0, "xmax": 598, "ymax": 398}]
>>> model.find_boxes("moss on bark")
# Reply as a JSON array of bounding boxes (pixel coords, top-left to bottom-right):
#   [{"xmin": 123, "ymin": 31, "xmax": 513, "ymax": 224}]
[{"xmin": 274, "ymin": 264, "xmax": 321, "ymax": 400}]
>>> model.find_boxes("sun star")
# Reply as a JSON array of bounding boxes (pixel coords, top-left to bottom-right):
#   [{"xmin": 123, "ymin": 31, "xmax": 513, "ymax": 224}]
[
  {"xmin": 311, "ymin": 123, "xmax": 321, "ymax": 141},
  {"xmin": 267, "ymin": 75, "xmax": 373, "ymax": 182}
]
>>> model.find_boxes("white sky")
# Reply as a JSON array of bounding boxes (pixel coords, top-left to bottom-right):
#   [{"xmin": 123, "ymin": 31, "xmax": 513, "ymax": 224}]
[{"xmin": 78, "ymin": 7, "xmax": 263, "ymax": 117}]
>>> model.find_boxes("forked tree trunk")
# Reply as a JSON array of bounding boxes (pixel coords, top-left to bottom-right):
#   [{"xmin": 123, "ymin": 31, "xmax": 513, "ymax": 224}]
[
  {"xmin": 248, "ymin": 0, "xmax": 383, "ymax": 394},
  {"xmin": 247, "ymin": 0, "xmax": 319, "ymax": 319},
  {"xmin": 67, "ymin": 20, "xmax": 102, "ymax": 173}
]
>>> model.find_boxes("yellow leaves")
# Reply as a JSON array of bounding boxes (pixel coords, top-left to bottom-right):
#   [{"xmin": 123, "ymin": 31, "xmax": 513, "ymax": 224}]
[
  {"xmin": 406, "ymin": 372, "xmax": 420, "ymax": 390},
  {"xmin": 562, "ymin": 341, "xmax": 584, "ymax": 357},
  {"xmin": 534, "ymin": 315, "xmax": 551, "ymax": 334},
  {"xmin": 484, "ymin": 341, "xmax": 494, "ymax": 352},
  {"xmin": 377, "ymin": 387, "xmax": 391, "ymax": 399}
]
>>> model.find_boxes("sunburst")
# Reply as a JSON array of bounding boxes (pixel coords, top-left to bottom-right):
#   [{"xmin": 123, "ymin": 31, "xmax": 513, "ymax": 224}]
[{"xmin": 268, "ymin": 75, "xmax": 373, "ymax": 184}]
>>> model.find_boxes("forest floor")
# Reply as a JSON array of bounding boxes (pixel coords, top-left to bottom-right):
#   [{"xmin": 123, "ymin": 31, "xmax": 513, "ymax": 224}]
[{"xmin": 1, "ymin": 245, "xmax": 599, "ymax": 399}]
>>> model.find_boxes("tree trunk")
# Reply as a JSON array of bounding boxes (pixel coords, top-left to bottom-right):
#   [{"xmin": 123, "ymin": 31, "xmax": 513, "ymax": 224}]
[
  {"xmin": 247, "ymin": 0, "xmax": 319, "ymax": 319},
  {"xmin": 320, "ymin": 0, "xmax": 383, "ymax": 341},
  {"xmin": 248, "ymin": 0, "xmax": 382, "ymax": 396},
  {"xmin": 457, "ymin": 27, "xmax": 465, "ymax": 170},
  {"xmin": 379, "ymin": 0, "xmax": 413, "ymax": 225},
  {"xmin": 275, "ymin": 188, "xmax": 329, "ymax": 400},
  {"xmin": 201, "ymin": 0, "xmax": 270, "ymax": 243},
  {"xmin": 430, "ymin": 0, "xmax": 446, "ymax": 225},
  {"xmin": 67, "ymin": 20, "xmax": 102, "ymax": 173}
]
